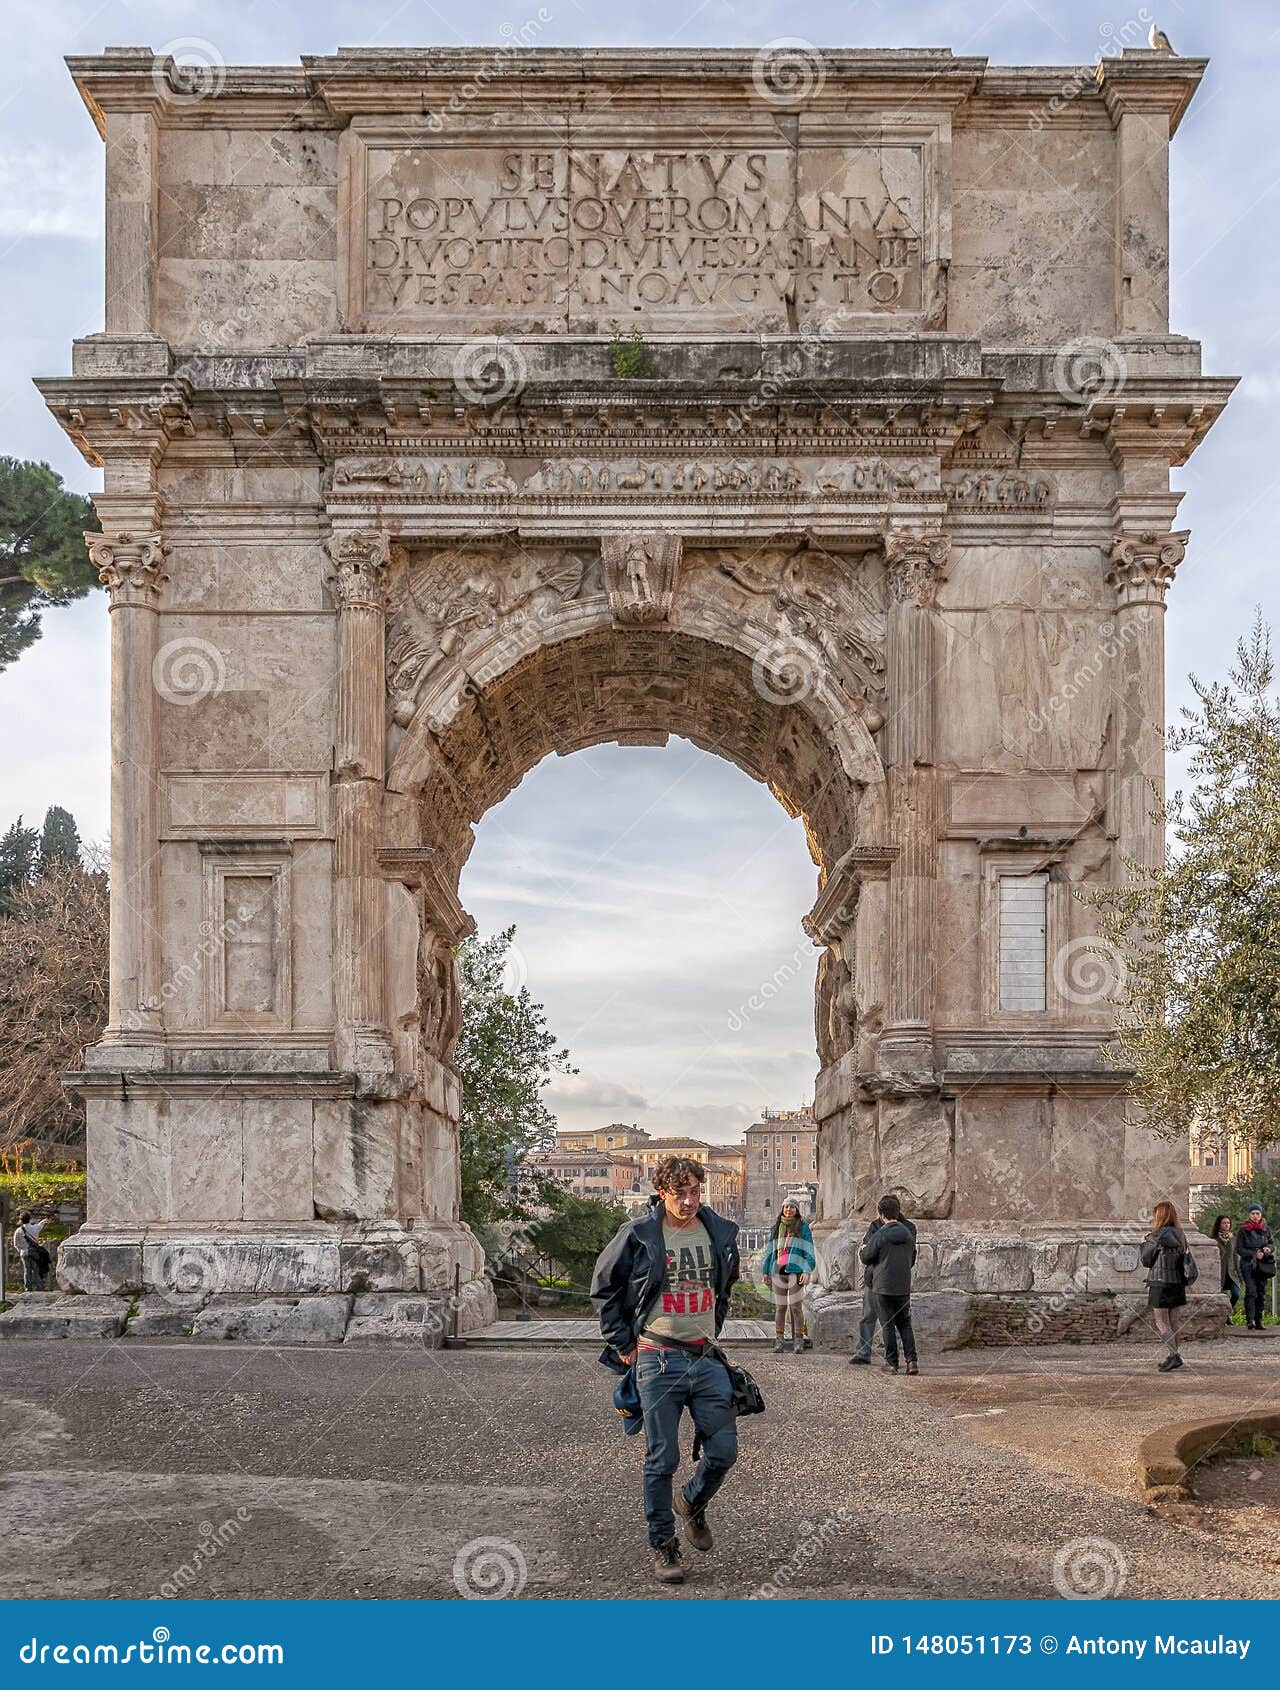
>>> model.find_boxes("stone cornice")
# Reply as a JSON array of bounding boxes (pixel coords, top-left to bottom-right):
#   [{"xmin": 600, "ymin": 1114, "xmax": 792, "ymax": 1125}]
[
  {"xmin": 37, "ymin": 341, "xmax": 1236, "ymax": 474},
  {"xmin": 1094, "ymin": 51, "xmax": 1208, "ymax": 135},
  {"xmin": 805, "ymin": 844, "xmax": 899, "ymax": 945},
  {"xmin": 376, "ymin": 847, "xmax": 475, "ymax": 944},
  {"xmin": 67, "ymin": 48, "xmax": 1208, "ymax": 135}
]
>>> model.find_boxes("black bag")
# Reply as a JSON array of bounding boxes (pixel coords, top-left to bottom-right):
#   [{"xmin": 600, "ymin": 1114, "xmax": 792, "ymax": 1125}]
[
  {"xmin": 33, "ymin": 1244, "xmax": 52, "ymax": 1275},
  {"xmin": 1257, "ymin": 1253, "xmax": 1278, "ymax": 1281},
  {"xmin": 688, "ymin": 1341, "xmax": 766, "ymax": 1461},
  {"xmin": 1181, "ymin": 1248, "xmax": 1199, "ymax": 1286},
  {"xmin": 712, "ymin": 1343, "xmax": 766, "ymax": 1418}
]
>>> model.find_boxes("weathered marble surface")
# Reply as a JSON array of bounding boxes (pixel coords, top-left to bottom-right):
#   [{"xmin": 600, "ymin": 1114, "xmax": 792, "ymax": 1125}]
[{"xmin": 37, "ymin": 45, "xmax": 1234, "ymax": 1311}]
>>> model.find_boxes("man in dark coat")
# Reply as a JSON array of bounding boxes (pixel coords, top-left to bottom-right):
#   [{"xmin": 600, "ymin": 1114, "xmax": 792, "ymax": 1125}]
[
  {"xmin": 859, "ymin": 1193, "xmax": 919, "ymax": 1374},
  {"xmin": 591, "ymin": 1154, "xmax": 741, "ymax": 1586}
]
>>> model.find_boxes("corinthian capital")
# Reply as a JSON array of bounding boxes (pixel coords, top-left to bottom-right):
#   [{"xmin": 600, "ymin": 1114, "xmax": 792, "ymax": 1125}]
[
  {"xmin": 884, "ymin": 529, "xmax": 951, "ymax": 607},
  {"xmin": 86, "ymin": 531, "xmax": 170, "ymax": 607},
  {"xmin": 1106, "ymin": 529, "xmax": 1189, "ymax": 609},
  {"xmin": 325, "ymin": 530, "xmax": 392, "ymax": 610}
]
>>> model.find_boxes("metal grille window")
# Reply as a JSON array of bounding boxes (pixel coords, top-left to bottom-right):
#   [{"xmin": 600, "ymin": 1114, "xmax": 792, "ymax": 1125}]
[{"xmin": 998, "ymin": 873, "xmax": 1048, "ymax": 1012}]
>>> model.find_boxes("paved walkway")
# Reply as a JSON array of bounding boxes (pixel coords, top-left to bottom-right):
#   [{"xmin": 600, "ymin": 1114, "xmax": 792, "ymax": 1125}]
[
  {"xmin": 0, "ymin": 1335, "xmax": 1277, "ymax": 1600},
  {"xmin": 461, "ymin": 1318, "xmax": 775, "ymax": 1345}
]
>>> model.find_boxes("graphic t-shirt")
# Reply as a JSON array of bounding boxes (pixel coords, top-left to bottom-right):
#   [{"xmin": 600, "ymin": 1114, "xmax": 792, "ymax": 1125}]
[{"xmin": 642, "ymin": 1220, "xmax": 716, "ymax": 1344}]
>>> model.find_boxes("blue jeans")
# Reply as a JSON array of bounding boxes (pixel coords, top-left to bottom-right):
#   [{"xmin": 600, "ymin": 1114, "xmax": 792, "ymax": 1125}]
[
  {"xmin": 21, "ymin": 1257, "xmax": 44, "ymax": 1292},
  {"xmin": 855, "ymin": 1282, "xmax": 877, "ymax": 1359},
  {"xmin": 636, "ymin": 1346, "xmax": 738, "ymax": 1547}
]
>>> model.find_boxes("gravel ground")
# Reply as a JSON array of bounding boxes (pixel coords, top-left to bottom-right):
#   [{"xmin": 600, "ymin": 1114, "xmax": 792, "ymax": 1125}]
[{"xmin": 1, "ymin": 1336, "xmax": 1278, "ymax": 1601}]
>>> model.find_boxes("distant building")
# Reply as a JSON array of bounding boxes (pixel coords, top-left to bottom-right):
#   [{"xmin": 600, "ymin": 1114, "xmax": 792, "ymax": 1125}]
[
  {"xmin": 1189, "ymin": 1123, "xmax": 1254, "ymax": 1215},
  {"xmin": 556, "ymin": 1123, "xmax": 652, "ymax": 1153},
  {"xmin": 545, "ymin": 1109, "xmax": 818, "ymax": 1224},
  {"xmin": 627, "ymin": 1139, "xmax": 745, "ymax": 1218},
  {"xmin": 743, "ymin": 1108, "xmax": 819, "ymax": 1225},
  {"xmin": 531, "ymin": 1150, "xmax": 637, "ymax": 1205}
]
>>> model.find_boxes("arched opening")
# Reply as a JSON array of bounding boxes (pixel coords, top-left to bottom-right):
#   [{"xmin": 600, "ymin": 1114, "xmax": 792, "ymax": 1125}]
[
  {"xmin": 457, "ymin": 737, "xmax": 824, "ymax": 1157},
  {"xmin": 380, "ymin": 610, "xmax": 888, "ymax": 1254}
]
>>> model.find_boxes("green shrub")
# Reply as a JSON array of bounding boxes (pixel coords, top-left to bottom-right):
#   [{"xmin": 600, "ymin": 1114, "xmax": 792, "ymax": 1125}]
[
  {"xmin": 0, "ymin": 1170, "xmax": 85, "ymax": 1210},
  {"xmin": 608, "ymin": 322, "xmax": 650, "ymax": 379}
]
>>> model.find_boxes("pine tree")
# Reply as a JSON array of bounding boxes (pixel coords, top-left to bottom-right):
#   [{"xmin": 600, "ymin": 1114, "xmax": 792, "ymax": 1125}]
[
  {"xmin": 0, "ymin": 817, "xmax": 39, "ymax": 917},
  {"xmin": 0, "ymin": 457, "xmax": 98, "ymax": 670},
  {"xmin": 38, "ymin": 806, "xmax": 82, "ymax": 873}
]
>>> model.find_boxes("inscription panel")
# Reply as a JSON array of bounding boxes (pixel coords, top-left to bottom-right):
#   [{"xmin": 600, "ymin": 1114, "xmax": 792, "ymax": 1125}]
[{"xmin": 350, "ymin": 137, "xmax": 932, "ymax": 332}]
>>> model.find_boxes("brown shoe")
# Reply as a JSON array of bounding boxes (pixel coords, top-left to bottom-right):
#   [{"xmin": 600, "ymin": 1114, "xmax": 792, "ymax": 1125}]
[
  {"xmin": 674, "ymin": 1490, "xmax": 714, "ymax": 1552},
  {"xmin": 651, "ymin": 1536, "xmax": 685, "ymax": 1584},
  {"xmin": 881, "ymin": 1362, "xmax": 900, "ymax": 1374},
  {"xmin": 905, "ymin": 1361, "xmax": 919, "ymax": 1375}
]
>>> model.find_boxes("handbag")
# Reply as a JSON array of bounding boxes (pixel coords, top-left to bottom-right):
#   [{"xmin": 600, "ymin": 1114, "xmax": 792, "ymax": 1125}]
[{"xmin": 1180, "ymin": 1248, "xmax": 1199, "ymax": 1286}]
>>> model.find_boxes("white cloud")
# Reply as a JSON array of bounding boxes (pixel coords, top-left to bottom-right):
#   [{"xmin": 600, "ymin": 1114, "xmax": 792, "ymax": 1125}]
[{"xmin": 0, "ymin": 144, "xmax": 101, "ymax": 239}]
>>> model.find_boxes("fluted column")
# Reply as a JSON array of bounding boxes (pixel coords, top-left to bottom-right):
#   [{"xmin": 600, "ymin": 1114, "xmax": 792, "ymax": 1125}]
[
  {"xmin": 87, "ymin": 530, "xmax": 170, "ymax": 1049},
  {"xmin": 328, "ymin": 530, "xmax": 394, "ymax": 1073},
  {"xmin": 1106, "ymin": 529, "xmax": 1188, "ymax": 878},
  {"xmin": 881, "ymin": 529, "xmax": 950, "ymax": 1072}
]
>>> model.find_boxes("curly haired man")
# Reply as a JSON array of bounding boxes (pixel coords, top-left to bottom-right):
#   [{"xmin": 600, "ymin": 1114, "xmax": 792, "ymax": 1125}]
[{"xmin": 591, "ymin": 1154, "xmax": 741, "ymax": 1585}]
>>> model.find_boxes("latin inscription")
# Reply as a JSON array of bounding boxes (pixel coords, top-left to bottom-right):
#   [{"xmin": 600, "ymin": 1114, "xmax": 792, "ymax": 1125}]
[{"xmin": 364, "ymin": 145, "xmax": 925, "ymax": 324}]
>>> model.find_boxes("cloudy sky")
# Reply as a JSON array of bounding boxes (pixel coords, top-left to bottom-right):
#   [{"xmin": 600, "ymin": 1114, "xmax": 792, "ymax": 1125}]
[{"xmin": 0, "ymin": 0, "xmax": 1275, "ymax": 1142}]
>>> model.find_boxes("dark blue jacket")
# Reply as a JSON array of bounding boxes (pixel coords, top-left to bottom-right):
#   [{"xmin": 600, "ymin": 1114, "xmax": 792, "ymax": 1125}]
[{"xmin": 590, "ymin": 1196, "xmax": 741, "ymax": 1372}]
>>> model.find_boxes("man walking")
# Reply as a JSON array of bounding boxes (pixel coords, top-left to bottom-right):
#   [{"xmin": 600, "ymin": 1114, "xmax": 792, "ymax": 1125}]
[
  {"xmin": 849, "ymin": 1212, "xmax": 883, "ymax": 1365},
  {"xmin": 859, "ymin": 1194, "xmax": 918, "ymax": 1375},
  {"xmin": 12, "ymin": 1211, "xmax": 50, "ymax": 1292},
  {"xmin": 591, "ymin": 1155, "xmax": 741, "ymax": 1586}
]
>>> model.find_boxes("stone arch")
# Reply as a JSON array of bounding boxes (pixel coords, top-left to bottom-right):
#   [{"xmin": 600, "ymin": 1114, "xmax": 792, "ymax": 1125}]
[
  {"xmin": 376, "ymin": 537, "xmax": 893, "ymax": 1250},
  {"xmin": 384, "ymin": 536, "xmax": 889, "ymax": 877}
]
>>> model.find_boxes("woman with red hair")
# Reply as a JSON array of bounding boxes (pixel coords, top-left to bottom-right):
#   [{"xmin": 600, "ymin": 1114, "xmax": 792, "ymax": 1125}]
[{"xmin": 1141, "ymin": 1200, "xmax": 1191, "ymax": 1371}]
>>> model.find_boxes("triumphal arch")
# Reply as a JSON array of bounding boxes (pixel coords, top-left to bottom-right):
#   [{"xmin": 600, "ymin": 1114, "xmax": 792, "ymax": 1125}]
[{"xmin": 41, "ymin": 45, "xmax": 1233, "ymax": 1341}]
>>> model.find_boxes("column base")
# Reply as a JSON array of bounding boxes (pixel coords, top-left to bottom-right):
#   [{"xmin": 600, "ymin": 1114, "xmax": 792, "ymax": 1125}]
[
  {"xmin": 807, "ymin": 1223, "xmax": 1226, "ymax": 1348},
  {"xmin": 55, "ymin": 1218, "xmax": 487, "ymax": 1299}
]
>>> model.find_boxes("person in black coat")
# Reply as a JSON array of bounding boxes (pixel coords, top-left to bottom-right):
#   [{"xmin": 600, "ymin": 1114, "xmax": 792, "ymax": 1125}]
[
  {"xmin": 1140, "ymin": 1200, "xmax": 1190, "ymax": 1371},
  {"xmin": 859, "ymin": 1194, "xmax": 918, "ymax": 1374},
  {"xmin": 1236, "ymin": 1204, "xmax": 1276, "ymax": 1331}
]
